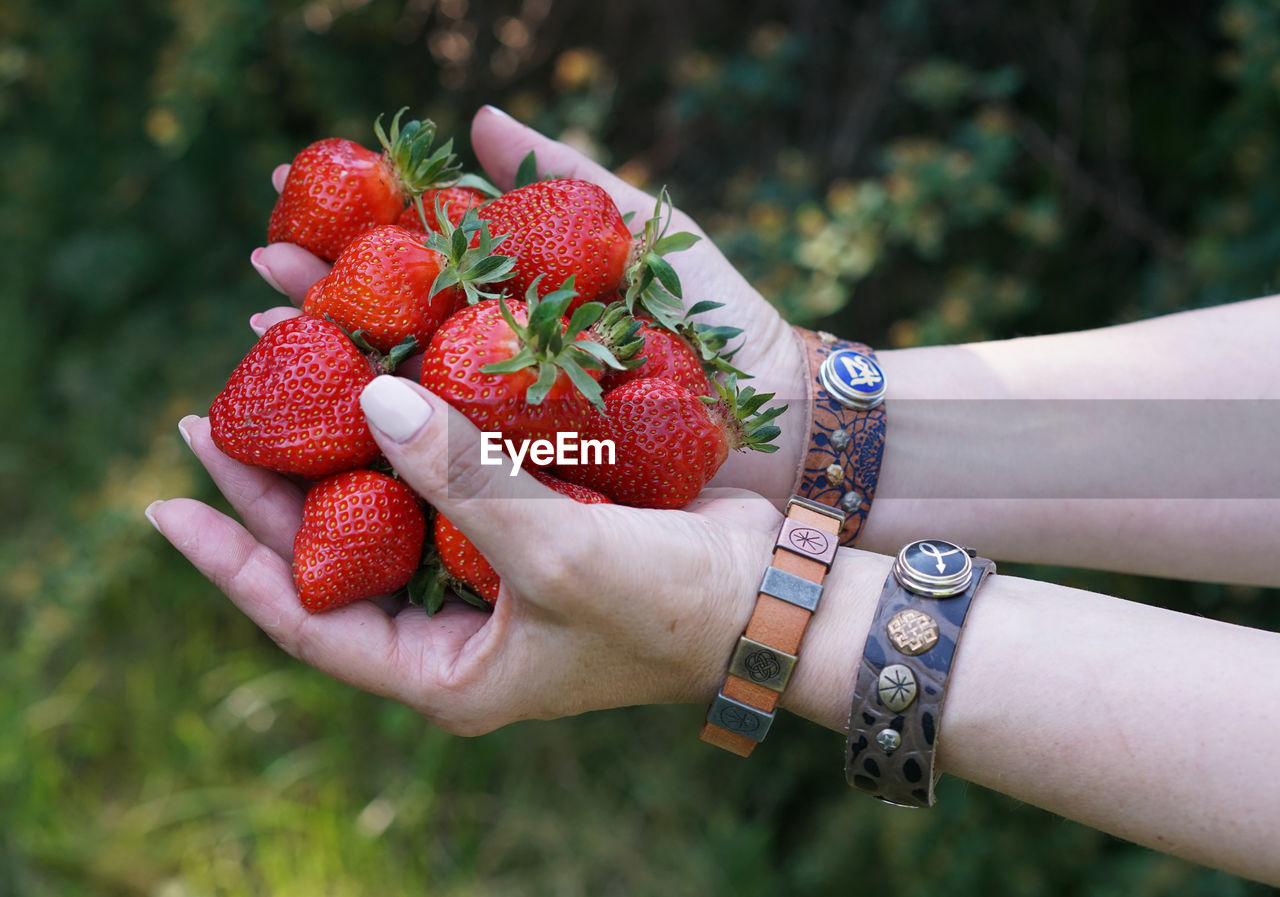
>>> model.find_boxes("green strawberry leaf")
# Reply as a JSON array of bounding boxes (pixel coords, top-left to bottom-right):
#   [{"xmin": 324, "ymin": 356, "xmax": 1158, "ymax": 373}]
[{"xmin": 514, "ymin": 151, "xmax": 540, "ymax": 189}]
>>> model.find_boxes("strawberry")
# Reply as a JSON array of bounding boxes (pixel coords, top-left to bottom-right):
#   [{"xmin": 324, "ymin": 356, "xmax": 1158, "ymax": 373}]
[
  {"xmin": 209, "ymin": 315, "xmax": 380, "ymax": 478},
  {"xmin": 293, "ymin": 469, "xmax": 427, "ymax": 613},
  {"xmin": 478, "ymin": 178, "xmax": 630, "ymax": 308},
  {"xmin": 433, "ymin": 470, "xmax": 611, "ymax": 606},
  {"xmin": 418, "ymin": 281, "xmax": 622, "ymax": 445},
  {"xmin": 303, "ymin": 225, "xmax": 457, "ymax": 354},
  {"xmin": 560, "ymin": 376, "xmax": 785, "ymax": 509},
  {"xmin": 301, "ymin": 209, "xmax": 513, "ymax": 354},
  {"xmin": 397, "ymin": 185, "xmax": 490, "ymax": 234},
  {"xmin": 268, "ymin": 110, "xmax": 460, "ymax": 261},
  {"xmin": 600, "ymin": 316, "xmax": 711, "ymax": 396}
]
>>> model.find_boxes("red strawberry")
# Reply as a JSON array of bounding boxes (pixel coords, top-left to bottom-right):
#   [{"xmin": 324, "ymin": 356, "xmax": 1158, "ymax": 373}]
[
  {"xmin": 209, "ymin": 315, "xmax": 380, "ymax": 478},
  {"xmin": 479, "ymin": 174, "xmax": 701, "ymax": 329},
  {"xmin": 418, "ymin": 283, "xmax": 621, "ymax": 445},
  {"xmin": 601, "ymin": 319, "xmax": 711, "ymax": 396},
  {"xmin": 268, "ymin": 111, "xmax": 459, "ymax": 261},
  {"xmin": 434, "ymin": 471, "xmax": 611, "ymax": 605},
  {"xmin": 479, "ymin": 178, "xmax": 629, "ymax": 308},
  {"xmin": 397, "ymin": 185, "xmax": 489, "ymax": 234},
  {"xmin": 294, "ymin": 470, "xmax": 427, "ymax": 613},
  {"xmin": 303, "ymin": 225, "xmax": 458, "ymax": 354},
  {"xmin": 560, "ymin": 376, "xmax": 785, "ymax": 509}
]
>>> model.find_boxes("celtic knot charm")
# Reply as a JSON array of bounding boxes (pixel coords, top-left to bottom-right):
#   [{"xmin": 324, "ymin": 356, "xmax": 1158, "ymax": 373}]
[{"xmin": 886, "ymin": 608, "xmax": 940, "ymax": 656}]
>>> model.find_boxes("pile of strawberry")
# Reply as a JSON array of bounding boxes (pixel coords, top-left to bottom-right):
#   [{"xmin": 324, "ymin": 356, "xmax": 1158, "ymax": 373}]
[{"xmin": 210, "ymin": 110, "xmax": 785, "ymax": 614}]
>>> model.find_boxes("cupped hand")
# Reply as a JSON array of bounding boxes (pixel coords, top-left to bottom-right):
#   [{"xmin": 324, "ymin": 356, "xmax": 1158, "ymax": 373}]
[
  {"xmin": 149, "ymin": 376, "xmax": 783, "ymax": 734},
  {"xmin": 254, "ymin": 105, "xmax": 809, "ymax": 503}
]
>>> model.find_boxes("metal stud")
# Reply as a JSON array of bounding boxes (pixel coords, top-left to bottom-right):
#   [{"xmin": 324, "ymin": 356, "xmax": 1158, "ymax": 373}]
[
  {"xmin": 886, "ymin": 609, "xmax": 940, "ymax": 656},
  {"xmin": 824, "ymin": 463, "xmax": 844, "ymax": 484},
  {"xmin": 839, "ymin": 490, "xmax": 863, "ymax": 513},
  {"xmin": 877, "ymin": 664, "xmax": 918, "ymax": 711},
  {"xmin": 876, "ymin": 728, "xmax": 902, "ymax": 754},
  {"xmin": 829, "ymin": 428, "xmax": 851, "ymax": 451}
]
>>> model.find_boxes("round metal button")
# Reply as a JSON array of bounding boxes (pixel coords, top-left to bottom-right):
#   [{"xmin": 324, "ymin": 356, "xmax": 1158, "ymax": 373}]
[
  {"xmin": 819, "ymin": 348, "xmax": 886, "ymax": 410},
  {"xmin": 877, "ymin": 664, "xmax": 919, "ymax": 711},
  {"xmin": 893, "ymin": 539, "xmax": 973, "ymax": 597}
]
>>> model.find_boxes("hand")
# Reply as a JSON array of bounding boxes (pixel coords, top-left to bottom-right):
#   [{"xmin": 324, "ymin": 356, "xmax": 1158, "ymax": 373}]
[
  {"xmin": 149, "ymin": 376, "xmax": 783, "ymax": 734},
  {"xmin": 251, "ymin": 105, "xmax": 810, "ymax": 503}
]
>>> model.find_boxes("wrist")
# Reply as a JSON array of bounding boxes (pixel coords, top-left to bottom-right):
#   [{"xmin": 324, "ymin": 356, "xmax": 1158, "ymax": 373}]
[{"xmin": 777, "ymin": 547, "xmax": 888, "ymax": 732}]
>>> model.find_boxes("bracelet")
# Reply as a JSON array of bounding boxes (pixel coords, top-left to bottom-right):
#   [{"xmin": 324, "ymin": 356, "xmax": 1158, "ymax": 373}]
[
  {"xmin": 699, "ymin": 495, "xmax": 847, "ymax": 756},
  {"xmin": 791, "ymin": 327, "xmax": 887, "ymax": 547},
  {"xmin": 845, "ymin": 540, "xmax": 995, "ymax": 807}
]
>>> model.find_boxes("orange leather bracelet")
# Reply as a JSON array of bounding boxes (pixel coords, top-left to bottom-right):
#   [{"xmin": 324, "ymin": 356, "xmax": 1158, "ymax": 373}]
[{"xmin": 700, "ymin": 495, "xmax": 847, "ymax": 756}]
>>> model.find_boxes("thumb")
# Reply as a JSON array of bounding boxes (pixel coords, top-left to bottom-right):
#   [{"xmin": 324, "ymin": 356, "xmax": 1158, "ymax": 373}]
[
  {"xmin": 357, "ymin": 374, "xmax": 576, "ymax": 565},
  {"xmin": 471, "ymin": 105, "xmax": 673, "ymax": 227}
]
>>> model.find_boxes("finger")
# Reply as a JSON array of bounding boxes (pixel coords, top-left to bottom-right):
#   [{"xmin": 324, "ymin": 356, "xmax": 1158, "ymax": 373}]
[
  {"xmin": 357, "ymin": 374, "xmax": 593, "ymax": 572},
  {"xmin": 252, "ymin": 243, "xmax": 330, "ymax": 305},
  {"xmin": 249, "ymin": 306, "xmax": 304, "ymax": 338},
  {"xmin": 685, "ymin": 487, "xmax": 782, "ymax": 536},
  {"xmin": 471, "ymin": 106, "xmax": 672, "ymax": 226},
  {"xmin": 272, "ymin": 164, "xmax": 290, "ymax": 194},
  {"xmin": 146, "ymin": 497, "xmax": 467, "ymax": 703},
  {"xmin": 179, "ymin": 414, "xmax": 305, "ymax": 559},
  {"xmin": 148, "ymin": 497, "xmax": 492, "ymax": 709}
]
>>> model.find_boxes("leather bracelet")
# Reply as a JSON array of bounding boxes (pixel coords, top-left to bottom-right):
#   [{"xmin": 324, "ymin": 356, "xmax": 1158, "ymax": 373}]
[
  {"xmin": 700, "ymin": 495, "xmax": 847, "ymax": 756},
  {"xmin": 845, "ymin": 540, "xmax": 995, "ymax": 807},
  {"xmin": 791, "ymin": 327, "xmax": 887, "ymax": 547}
]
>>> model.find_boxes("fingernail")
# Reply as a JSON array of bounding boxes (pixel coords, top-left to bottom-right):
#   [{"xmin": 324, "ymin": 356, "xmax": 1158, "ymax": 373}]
[
  {"xmin": 481, "ymin": 104, "xmax": 515, "ymax": 122},
  {"xmin": 249, "ymin": 312, "xmax": 267, "ymax": 336},
  {"xmin": 360, "ymin": 375, "xmax": 433, "ymax": 444},
  {"xmin": 145, "ymin": 500, "xmax": 164, "ymax": 532},
  {"xmin": 177, "ymin": 415, "xmax": 198, "ymax": 448},
  {"xmin": 250, "ymin": 247, "xmax": 287, "ymax": 295}
]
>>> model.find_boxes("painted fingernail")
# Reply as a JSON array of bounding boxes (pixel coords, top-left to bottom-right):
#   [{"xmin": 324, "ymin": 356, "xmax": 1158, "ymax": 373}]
[
  {"xmin": 250, "ymin": 247, "xmax": 286, "ymax": 295},
  {"xmin": 249, "ymin": 312, "xmax": 267, "ymax": 336},
  {"xmin": 177, "ymin": 415, "xmax": 198, "ymax": 448},
  {"xmin": 360, "ymin": 375, "xmax": 433, "ymax": 444},
  {"xmin": 145, "ymin": 500, "xmax": 164, "ymax": 532}
]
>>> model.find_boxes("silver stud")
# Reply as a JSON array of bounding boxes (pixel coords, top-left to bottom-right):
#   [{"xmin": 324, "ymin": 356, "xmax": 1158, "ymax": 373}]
[
  {"xmin": 839, "ymin": 490, "xmax": 863, "ymax": 513},
  {"xmin": 829, "ymin": 428, "xmax": 851, "ymax": 451},
  {"xmin": 818, "ymin": 330, "xmax": 837, "ymax": 345},
  {"xmin": 876, "ymin": 728, "xmax": 902, "ymax": 754},
  {"xmin": 824, "ymin": 463, "xmax": 844, "ymax": 484}
]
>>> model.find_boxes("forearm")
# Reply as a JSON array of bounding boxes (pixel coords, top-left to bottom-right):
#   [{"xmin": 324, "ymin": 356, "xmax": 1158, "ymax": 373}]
[
  {"xmin": 781, "ymin": 549, "xmax": 1280, "ymax": 885},
  {"xmin": 861, "ymin": 295, "xmax": 1280, "ymax": 583}
]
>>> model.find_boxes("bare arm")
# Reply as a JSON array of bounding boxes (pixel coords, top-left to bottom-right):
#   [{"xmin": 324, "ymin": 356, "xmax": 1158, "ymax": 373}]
[
  {"xmin": 862, "ymin": 295, "xmax": 1280, "ymax": 584},
  {"xmin": 786, "ymin": 547, "xmax": 1280, "ymax": 885}
]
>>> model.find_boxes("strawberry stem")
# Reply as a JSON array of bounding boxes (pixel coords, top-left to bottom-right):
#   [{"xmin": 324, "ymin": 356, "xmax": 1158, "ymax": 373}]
[
  {"xmin": 374, "ymin": 108, "xmax": 462, "ymax": 197},
  {"xmin": 479, "ymin": 276, "xmax": 622, "ymax": 410}
]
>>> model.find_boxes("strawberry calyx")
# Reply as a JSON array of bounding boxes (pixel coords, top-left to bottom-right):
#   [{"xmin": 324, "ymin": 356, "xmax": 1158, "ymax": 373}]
[
  {"xmin": 374, "ymin": 108, "xmax": 462, "ymax": 197},
  {"xmin": 420, "ymin": 204, "xmax": 517, "ymax": 306},
  {"xmin": 407, "ymin": 545, "xmax": 491, "ymax": 616},
  {"xmin": 588, "ymin": 302, "xmax": 647, "ymax": 370},
  {"xmin": 327, "ymin": 316, "xmax": 419, "ymax": 375},
  {"xmin": 481, "ymin": 277, "xmax": 625, "ymax": 410},
  {"xmin": 621, "ymin": 187, "xmax": 701, "ymax": 332},
  {"xmin": 702, "ymin": 375, "xmax": 787, "ymax": 454},
  {"xmin": 676, "ymin": 299, "xmax": 752, "ymax": 380}
]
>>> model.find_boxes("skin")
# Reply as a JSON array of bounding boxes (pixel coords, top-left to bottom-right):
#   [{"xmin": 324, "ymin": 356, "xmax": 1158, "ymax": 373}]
[{"xmin": 150, "ymin": 106, "xmax": 1280, "ymax": 885}]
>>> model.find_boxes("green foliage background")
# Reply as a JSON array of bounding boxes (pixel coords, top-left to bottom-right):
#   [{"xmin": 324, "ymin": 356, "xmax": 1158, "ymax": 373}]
[{"xmin": 3, "ymin": 0, "xmax": 1278, "ymax": 894}]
